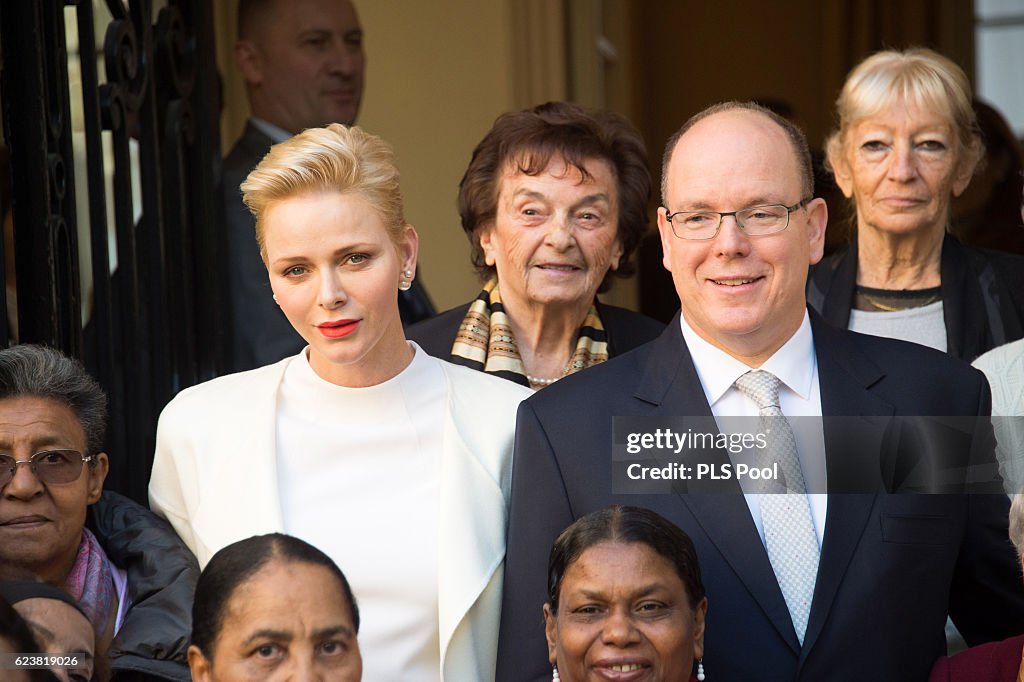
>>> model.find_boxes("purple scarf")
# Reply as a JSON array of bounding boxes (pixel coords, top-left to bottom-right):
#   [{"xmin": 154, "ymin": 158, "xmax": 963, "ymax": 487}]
[{"xmin": 64, "ymin": 528, "xmax": 114, "ymax": 638}]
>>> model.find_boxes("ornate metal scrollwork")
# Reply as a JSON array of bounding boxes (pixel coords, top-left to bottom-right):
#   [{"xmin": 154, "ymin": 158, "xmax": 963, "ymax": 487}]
[{"xmin": 0, "ymin": 0, "xmax": 225, "ymax": 501}]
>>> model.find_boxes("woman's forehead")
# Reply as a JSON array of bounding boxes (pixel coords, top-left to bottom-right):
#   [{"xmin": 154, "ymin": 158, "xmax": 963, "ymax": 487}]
[
  {"xmin": 847, "ymin": 87, "xmax": 957, "ymax": 136},
  {"xmin": 0, "ymin": 396, "xmax": 86, "ymax": 449}
]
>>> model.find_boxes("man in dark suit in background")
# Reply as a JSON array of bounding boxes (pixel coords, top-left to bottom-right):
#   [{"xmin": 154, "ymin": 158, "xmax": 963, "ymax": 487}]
[
  {"xmin": 223, "ymin": 0, "xmax": 432, "ymax": 372},
  {"xmin": 496, "ymin": 102, "xmax": 1024, "ymax": 681}
]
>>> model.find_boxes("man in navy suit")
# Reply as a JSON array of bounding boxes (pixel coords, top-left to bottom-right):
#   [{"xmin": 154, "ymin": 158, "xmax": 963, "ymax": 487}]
[{"xmin": 496, "ymin": 102, "xmax": 1024, "ymax": 681}]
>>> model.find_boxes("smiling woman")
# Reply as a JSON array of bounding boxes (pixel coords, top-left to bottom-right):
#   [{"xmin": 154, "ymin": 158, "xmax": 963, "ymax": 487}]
[
  {"xmin": 150, "ymin": 124, "xmax": 530, "ymax": 681},
  {"xmin": 407, "ymin": 102, "xmax": 664, "ymax": 390},
  {"xmin": 543, "ymin": 506, "xmax": 707, "ymax": 682}
]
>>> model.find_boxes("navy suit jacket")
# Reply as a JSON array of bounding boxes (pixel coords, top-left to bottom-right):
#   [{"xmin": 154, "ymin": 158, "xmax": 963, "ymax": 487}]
[
  {"xmin": 222, "ymin": 122, "xmax": 302, "ymax": 372},
  {"xmin": 497, "ymin": 313, "xmax": 1024, "ymax": 682}
]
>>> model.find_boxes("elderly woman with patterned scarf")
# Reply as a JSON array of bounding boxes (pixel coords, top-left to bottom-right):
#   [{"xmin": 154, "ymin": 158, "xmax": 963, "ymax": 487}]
[
  {"xmin": 408, "ymin": 101, "xmax": 664, "ymax": 389},
  {"xmin": 0, "ymin": 344, "xmax": 197, "ymax": 681}
]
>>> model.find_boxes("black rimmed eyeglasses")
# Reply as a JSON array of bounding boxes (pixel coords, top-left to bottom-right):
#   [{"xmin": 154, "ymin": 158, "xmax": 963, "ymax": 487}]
[
  {"xmin": 663, "ymin": 198, "xmax": 812, "ymax": 240},
  {"xmin": 0, "ymin": 450, "xmax": 95, "ymax": 487}
]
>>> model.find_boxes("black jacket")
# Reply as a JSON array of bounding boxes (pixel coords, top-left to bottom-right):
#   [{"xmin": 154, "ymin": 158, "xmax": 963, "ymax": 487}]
[
  {"xmin": 807, "ymin": 233, "xmax": 1024, "ymax": 362},
  {"xmin": 88, "ymin": 491, "xmax": 198, "ymax": 682}
]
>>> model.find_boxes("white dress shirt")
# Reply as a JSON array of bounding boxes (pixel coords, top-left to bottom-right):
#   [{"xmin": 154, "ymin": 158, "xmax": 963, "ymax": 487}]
[
  {"xmin": 249, "ymin": 116, "xmax": 292, "ymax": 144},
  {"xmin": 679, "ymin": 312, "xmax": 828, "ymax": 545}
]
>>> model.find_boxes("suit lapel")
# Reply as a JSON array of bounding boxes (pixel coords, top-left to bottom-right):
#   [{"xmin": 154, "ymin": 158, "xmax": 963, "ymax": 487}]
[
  {"xmin": 641, "ymin": 316, "xmax": 903, "ymax": 657},
  {"xmin": 637, "ymin": 319, "xmax": 801, "ymax": 652},
  {"xmin": 239, "ymin": 121, "xmax": 275, "ymax": 160},
  {"xmin": 798, "ymin": 317, "xmax": 892, "ymax": 660}
]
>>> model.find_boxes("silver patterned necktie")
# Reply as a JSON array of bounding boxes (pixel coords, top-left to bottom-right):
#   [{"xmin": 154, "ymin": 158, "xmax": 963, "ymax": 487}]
[{"xmin": 734, "ymin": 369, "xmax": 820, "ymax": 645}]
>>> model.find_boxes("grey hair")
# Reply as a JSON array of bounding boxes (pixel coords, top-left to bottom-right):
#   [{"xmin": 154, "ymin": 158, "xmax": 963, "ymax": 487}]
[{"xmin": 0, "ymin": 345, "xmax": 107, "ymax": 456}]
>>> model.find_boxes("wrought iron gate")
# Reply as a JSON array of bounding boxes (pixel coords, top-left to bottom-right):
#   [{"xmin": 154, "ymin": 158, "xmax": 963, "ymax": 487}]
[{"xmin": 0, "ymin": 0, "xmax": 226, "ymax": 502}]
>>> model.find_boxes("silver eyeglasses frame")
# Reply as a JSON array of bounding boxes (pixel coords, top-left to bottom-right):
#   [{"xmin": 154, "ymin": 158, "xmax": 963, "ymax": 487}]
[
  {"xmin": 663, "ymin": 197, "xmax": 813, "ymax": 240},
  {"xmin": 0, "ymin": 450, "xmax": 95, "ymax": 487}
]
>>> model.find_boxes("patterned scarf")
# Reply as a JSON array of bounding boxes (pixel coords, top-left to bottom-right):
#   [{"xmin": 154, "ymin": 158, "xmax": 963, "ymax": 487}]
[
  {"xmin": 449, "ymin": 276, "xmax": 609, "ymax": 387},
  {"xmin": 64, "ymin": 527, "xmax": 115, "ymax": 639}
]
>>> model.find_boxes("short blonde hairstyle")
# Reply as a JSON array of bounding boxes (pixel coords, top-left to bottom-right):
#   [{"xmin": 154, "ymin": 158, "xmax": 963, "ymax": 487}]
[
  {"xmin": 825, "ymin": 47, "xmax": 983, "ymax": 180},
  {"xmin": 1010, "ymin": 493, "xmax": 1024, "ymax": 560},
  {"xmin": 241, "ymin": 124, "xmax": 406, "ymax": 262}
]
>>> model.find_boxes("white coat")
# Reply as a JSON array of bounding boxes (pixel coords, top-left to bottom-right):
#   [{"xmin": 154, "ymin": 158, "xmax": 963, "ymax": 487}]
[{"xmin": 149, "ymin": 352, "xmax": 530, "ymax": 680}]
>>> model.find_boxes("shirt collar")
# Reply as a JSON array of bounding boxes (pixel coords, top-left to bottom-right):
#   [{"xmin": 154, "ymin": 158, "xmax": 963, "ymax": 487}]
[
  {"xmin": 678, "ymin": 311, "xmax": 815, "ymax": 406},
  {"xmin": 249, "ymin": 117, "xmax": 293, "ymax": 144}
]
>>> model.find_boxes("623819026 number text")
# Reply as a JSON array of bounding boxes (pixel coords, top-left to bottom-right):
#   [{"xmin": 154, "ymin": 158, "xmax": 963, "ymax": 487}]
[{"xmin": 1, "ymin": 654, "xmax": 83, "ymax": 669}]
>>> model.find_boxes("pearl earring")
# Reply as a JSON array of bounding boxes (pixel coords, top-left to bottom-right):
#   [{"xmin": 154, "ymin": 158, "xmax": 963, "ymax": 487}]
[
  {"xmin": 552, "ymin": 665, "xmax": 560, "ymax": 682},
  {"xmin": 697, "ymin": 658, "xmax": 706, "ymax": 681},
  {"xmin": 399, "ymin": 269, "xmax": 414, "ymax": 291},
  {"xmin": 272, "ymin": 294, "xmax": 278, "ymax": 304}
]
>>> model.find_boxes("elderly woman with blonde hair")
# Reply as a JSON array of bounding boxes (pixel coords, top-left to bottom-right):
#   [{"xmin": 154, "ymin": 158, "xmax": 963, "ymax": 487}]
[
  {"xmin": 149, "ymin": 124, "xmax": 530, "ymax": 680},
  {"xmin": 808, "ymin": 47, "xmax": 1024, "ymax": 361}
]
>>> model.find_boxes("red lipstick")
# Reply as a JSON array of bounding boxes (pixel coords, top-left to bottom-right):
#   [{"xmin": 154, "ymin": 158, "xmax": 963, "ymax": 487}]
[{"xmin": 318, "ymin": 319, "xmax": 359, "ymax": 338}]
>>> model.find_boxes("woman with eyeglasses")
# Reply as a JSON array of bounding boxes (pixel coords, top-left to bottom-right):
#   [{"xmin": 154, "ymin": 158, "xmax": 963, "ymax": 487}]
[
  {"xmin": 0, "ymin": 344, "xmax": 199, "ymax": 681},
  {"xmin": 150, "ymin": 124, "xmax": 530, "ymax": 681},
  {"xmin": 807, "ymin": 47, "xmax": 1024, "ymax": 361}
]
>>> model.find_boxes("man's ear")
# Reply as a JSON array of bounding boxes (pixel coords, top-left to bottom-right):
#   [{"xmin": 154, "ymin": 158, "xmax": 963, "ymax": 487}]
[
  {"xmin": 657, "ymin": 206, "xmax": 675, "ymax": 273},
  {"xmin": 805, "ymin": 197, "xmax": 828, "ymax": 266},
  {"xmin": 86, "ymin": 452, "xmax": 109, "ymax": 505},
  {"xmin": 234, "ymin": 40, "xmax": 264, "ymax": 86}
]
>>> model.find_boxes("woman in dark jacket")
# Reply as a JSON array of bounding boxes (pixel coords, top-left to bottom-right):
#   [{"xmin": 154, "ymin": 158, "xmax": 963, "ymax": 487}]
[
  {"xmin": 408, "ymin": 102, "xmax": 664, "ymax": 389},
  {"xmin": 0, "ymin": 345, "xmax": 197, "ymax": 681},
  {"xmin": 807, "ymin": 48, "xmax": 1024, "ymax": 361}
]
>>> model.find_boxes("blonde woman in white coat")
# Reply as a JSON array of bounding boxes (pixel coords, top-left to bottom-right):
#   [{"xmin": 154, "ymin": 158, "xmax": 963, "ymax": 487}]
[{"xmin": 148, "ymin": 124, "xmax": 530, "ymax": 681}]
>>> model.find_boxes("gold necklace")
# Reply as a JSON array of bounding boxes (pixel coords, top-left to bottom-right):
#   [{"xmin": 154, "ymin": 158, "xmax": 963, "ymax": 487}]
[{"xmin": 859, "ymin": 291, "xmax": 941, "ymax": 312}]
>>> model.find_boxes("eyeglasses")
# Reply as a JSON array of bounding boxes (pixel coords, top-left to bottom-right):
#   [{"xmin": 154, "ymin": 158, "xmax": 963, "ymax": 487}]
[
  {"xmin": 0, "ymin": 450, "xmax": 95, "ymax": 488},
  {"xmin": 664, "ymin": 198, "xmax": 812, "ymax": 240}
]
